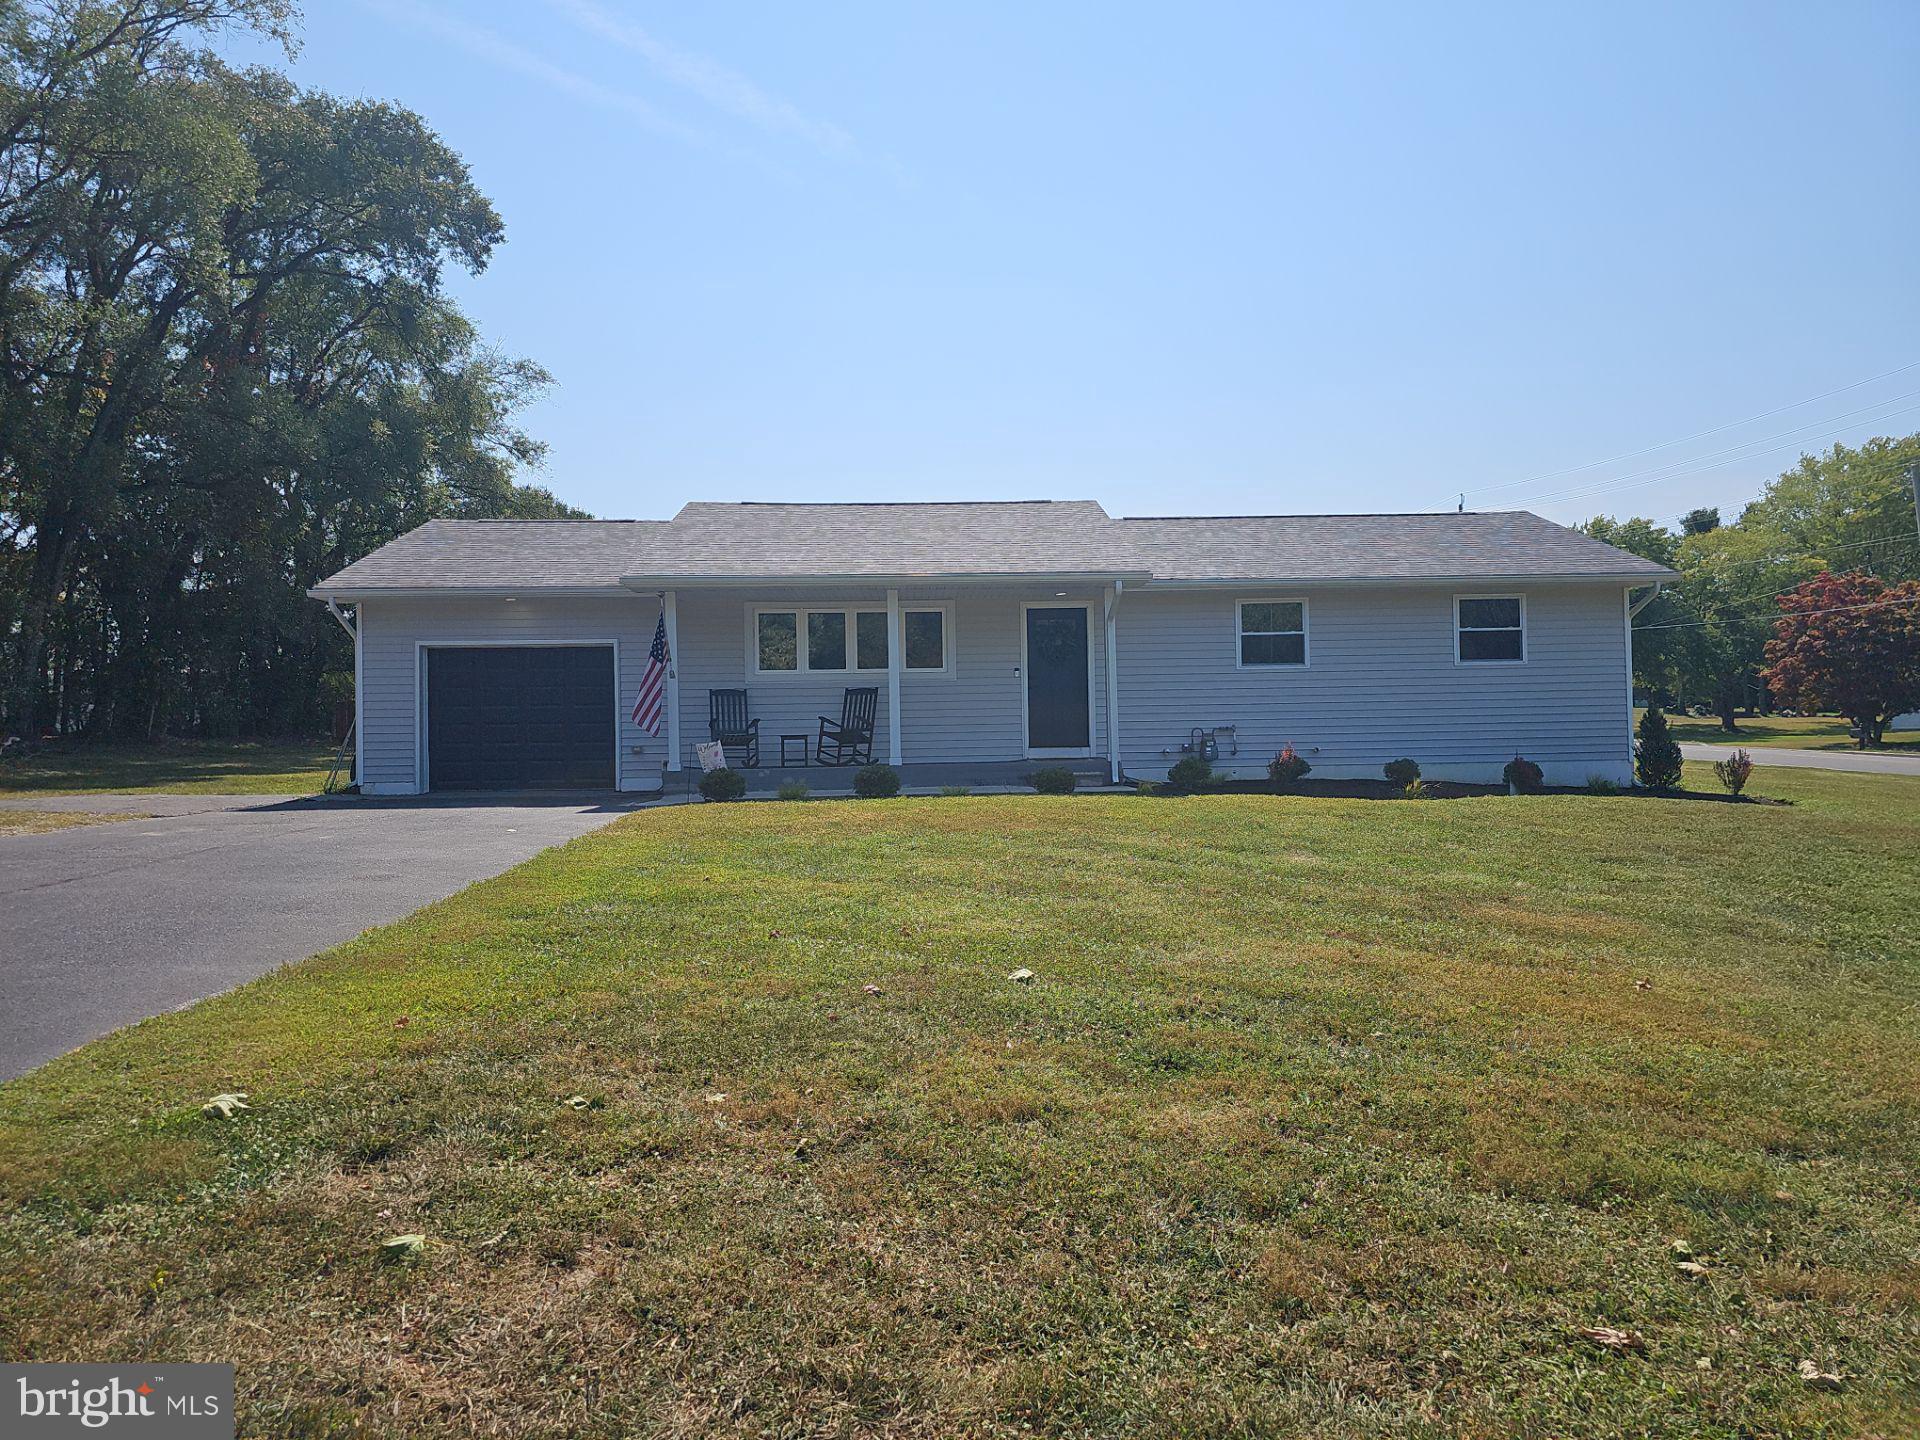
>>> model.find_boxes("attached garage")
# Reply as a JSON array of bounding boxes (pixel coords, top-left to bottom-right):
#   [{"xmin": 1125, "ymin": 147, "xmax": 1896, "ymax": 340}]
[{"xmin": 423, "ymin": 644, "xmax": 616, "ymax": 791}]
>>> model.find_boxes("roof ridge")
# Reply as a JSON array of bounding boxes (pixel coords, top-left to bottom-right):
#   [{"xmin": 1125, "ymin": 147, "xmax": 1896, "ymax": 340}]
[{"xmin": 1119, "ymin": 510, "xmax": 1531, "ymax": 521}]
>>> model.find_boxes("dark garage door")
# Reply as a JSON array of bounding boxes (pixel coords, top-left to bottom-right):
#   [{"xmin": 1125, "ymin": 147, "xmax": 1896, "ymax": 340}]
[{"xmin": 426, "ymin": 645, "xmax": 615, "ymax": 791}]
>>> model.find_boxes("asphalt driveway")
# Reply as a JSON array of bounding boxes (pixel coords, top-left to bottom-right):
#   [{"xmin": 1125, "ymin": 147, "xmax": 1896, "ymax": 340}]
[{"xmin": 0, "ymin": 793, "xmax": 643, "ymax": 1080}]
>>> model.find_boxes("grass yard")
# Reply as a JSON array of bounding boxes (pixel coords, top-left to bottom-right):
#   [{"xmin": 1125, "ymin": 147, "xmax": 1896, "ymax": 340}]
[
  {"xmin": 0, "ymin": 808, "xmax": 147, "ymax": 837},
  {"xmin": 0, "ymin": 738, "xmax": 336, "ymax": 796},
  {"xmin": 1, "ymin": 763, "xmax": 1915, "ymax": 1437},
  {"xmin": 1657, "ymin": 711, "xmax": 1920, "ymax": 753}
]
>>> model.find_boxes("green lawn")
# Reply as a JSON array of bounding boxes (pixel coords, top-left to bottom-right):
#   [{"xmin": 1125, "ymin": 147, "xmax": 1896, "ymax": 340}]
[
  {"xmin": 0, "ymin": 808, "xmax": 148, "ymax": 837},
  {"xmin": 1656, "ymin": 711, "xmax": 1920, "ymax": 753},
  {"xmin": 0, "ymin": 738, "xmax": 337, "ymax": 796},
  {"xmin": 2, "ymin": 764, "xmax": 1915, "ymax": 1437}
]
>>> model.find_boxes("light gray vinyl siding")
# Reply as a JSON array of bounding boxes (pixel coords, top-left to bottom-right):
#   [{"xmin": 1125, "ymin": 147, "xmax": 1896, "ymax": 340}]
[
  {"xmin": 1115, "ymin": 583, "xmax": 1632, "ymax": 782},
  {"xmin": 352, "ymin": 582, "xmax": 1632, "ymax": 790},
  {"xmin": 669, "ymin": 586, "xmax": 1108, "ymax": 767},
  {"xmin": 357, "ymin": 594, "xmax": 663, "ymax": 793}
]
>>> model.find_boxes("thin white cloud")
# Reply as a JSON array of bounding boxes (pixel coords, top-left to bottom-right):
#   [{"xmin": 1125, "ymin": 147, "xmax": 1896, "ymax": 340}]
[
  {"xmin": 365, "ymin": 0, "xmax": 711, "ymax": 149},
  {"xmin": 544, "ymin": 0, "xmax": 857, "ymax": 159}
]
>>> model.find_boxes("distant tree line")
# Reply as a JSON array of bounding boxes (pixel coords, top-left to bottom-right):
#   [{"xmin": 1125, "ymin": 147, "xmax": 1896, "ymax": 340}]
[
  {"xmin": 1, "ymin": 0, "xmax": 579, "ymax": 743},
  {"xmin": 1584, "ymin": 434, "xmax": 1920, "ymax": 731}
]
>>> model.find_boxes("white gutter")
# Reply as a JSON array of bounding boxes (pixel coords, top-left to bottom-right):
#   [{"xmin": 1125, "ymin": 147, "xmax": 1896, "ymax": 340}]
[
  {"xmin": 1103, "ymin": 580, "xmax": 1123, "ymax": 784},
  {"xmin": 1141, "ymin": 571, "xmax": 1677, "ymax": 591},
  {"xmin": 307, "ymin": 585, "xmax": 626, "ymax": 601},
  {"xmin": 1627, "ymin": 580, "xmax": 1665, "ymax": 619}
]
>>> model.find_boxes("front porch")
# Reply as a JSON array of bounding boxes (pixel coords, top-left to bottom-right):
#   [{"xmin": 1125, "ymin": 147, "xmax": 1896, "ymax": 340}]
[
  {"xmin": 656, "ymin": 757, "xmax": 1119, "ymax": 800},
  {"xmin": 646, "ymin": 580, "xmax": 1130, "ymax": 785}
]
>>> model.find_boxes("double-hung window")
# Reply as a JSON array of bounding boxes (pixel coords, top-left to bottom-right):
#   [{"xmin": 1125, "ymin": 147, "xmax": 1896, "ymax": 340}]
[
  {"xmin": 1455, "ymin": 596, "xmax": 1525, "ymax": 663},
  {"xmin": 1237, "ymin": 600, "xmax": 1308, "ymax": 668},
  {"xmin": 753, "ymin": 606, "xmax": 952, "ymax": 675}
]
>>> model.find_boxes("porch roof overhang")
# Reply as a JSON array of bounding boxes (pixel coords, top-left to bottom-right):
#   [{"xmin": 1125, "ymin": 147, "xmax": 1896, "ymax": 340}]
[{"xmin": 616, "ymin": 569, "xmax": 1151, "ymax": 590}]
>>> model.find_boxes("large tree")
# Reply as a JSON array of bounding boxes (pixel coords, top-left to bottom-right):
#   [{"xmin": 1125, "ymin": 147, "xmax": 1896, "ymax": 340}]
[
  {"xmin": 1763, "ymin": 571, "xmax": 1920, "ymax": 746},
  {"xmin": 2, "ymin": 1, "xmax": 575, "ymax": 739}
]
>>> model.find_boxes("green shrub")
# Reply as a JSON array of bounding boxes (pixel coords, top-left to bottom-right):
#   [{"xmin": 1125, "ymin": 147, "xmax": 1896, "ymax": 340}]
[
  {"xmin": 1167, "ymin": 756, "xmax": 1213, "ymax": 792},
  {"xmin": 1028, "ymin": 766, "xmax": 1078, "ymax": 795},
  {"xmin": 1402, "ymin": 778, "xmax": 1432, "ymax": 800},
  {"xmin": 698, "ymin": 768, "xmax": 747, "ymax": 802},
  {"xmin": 1383, "ymin": 757, "xmax": 1421, "ymax": 786},
  {"xmin": 1713, "ymin": 747, "xmax": 1754, "ymax": 797},
  {"xmin": 937, "ymin": 785, "xmax": 972, "ymax": 797},
  {"xmin": 1502, "ymin": 756, "xmax": 1544, "ymax": 793},
  {"xmin": 776, "ymin": 780, "xmax": 810, "ymax": 801},
  {"xmin": 1584, "ymin": 774, "xmax": 1623, "ymax": 795},
  {"xmin": 1635, "ymin": 706, "xmax": 1684, "ymax": 790},
  {"xmin": 1267, "ymin": 742, "xmax": 1311, "ymax": 787},
  {"xmin": 853, "ymin": 764, "xmax": 901, "ymax": 799}
]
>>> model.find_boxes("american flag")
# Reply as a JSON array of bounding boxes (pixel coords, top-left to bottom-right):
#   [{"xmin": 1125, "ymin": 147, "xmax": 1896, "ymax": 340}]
[{"xmin": 632, "ymin": 613, "xmax": 670, "ymax": 735}]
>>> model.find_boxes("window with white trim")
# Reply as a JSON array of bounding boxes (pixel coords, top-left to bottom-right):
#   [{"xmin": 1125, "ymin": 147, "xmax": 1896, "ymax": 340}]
[
  {"xmin": 752, "ymin": 606, "xmax": 952, "ymax": 675},
  {"xmin": 1456, "ymin": 596, "xmax": 1525, "ymax": 662},
  {"xmin": 1237, "ymin": 600, "xmax": 1307, "ymax": 667}
]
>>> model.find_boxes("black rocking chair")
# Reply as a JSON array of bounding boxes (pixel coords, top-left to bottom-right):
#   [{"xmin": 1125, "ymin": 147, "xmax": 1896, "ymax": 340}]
[
  {"xmin": 815, "ymin": 686, "xmax": 878, "ymax": 767},
  {"xmin": 708, "ymin": 688, "xmax": 760, "ymax": 768}
]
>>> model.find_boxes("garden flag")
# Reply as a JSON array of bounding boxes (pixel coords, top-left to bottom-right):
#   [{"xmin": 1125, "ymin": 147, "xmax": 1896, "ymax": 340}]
[{"xmin": 633, "ymin": 613, "xmax": 670, "ymax": 735}]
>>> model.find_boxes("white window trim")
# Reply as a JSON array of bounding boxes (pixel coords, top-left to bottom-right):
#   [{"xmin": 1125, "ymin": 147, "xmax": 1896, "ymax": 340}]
[
  {"xmin": 745, "ymin": 602, "xmax": 955, "ymax": 678},
  {"xmin": 1454, "ymin": 592, "xmax": 1528, "ymax": 665},
  {"xmin": 1235, "ymin": 596, "xmax": 1310, "ymax": 670}
]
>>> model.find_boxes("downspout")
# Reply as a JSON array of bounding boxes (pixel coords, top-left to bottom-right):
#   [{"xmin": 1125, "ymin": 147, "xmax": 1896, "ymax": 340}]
[
  {"xmin": 1104, "ymin": 580, "xmax": 1123, "ymax": 784},
  {"xmin": 886, "ymin": 587, "xmax": 903, "ymax": 765},
  {"xmin": 324, "ymin": 598, "xmax": 361, "ymax": 791},
  {"xmin": 1623, "ymin": 581, "xmax": 1662, "ymax": 771},
  {"xmin": 663, "ymin": 591, "xmax": 682, "ymax": 772}
]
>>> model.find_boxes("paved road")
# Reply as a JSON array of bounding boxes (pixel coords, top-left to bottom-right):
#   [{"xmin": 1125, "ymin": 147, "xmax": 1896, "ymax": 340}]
[
  {"xmin": 0, "ymin": 793, "xmax": 642, "ymax": 1080},
  {"xmin": 1680, "ymin": 742, "xmax": 1920, "ymax": 775}
]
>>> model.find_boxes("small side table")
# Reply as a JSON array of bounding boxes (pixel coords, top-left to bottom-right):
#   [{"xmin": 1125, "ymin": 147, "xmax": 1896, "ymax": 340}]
[{"xmin": 780, "ymin": 733, "xmax": 809, "ymax": 767}]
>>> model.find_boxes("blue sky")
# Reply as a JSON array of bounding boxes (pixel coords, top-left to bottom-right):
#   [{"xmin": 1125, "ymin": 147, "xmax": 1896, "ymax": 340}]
[{"xmin": 232, "ymin": 2, "xmax": 1919, "ymax": 526}]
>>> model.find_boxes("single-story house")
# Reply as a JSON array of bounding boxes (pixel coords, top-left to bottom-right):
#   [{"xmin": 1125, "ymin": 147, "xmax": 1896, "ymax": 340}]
[{"xmin": 308, "ymin": 501, "xmax": 1675, "ymax": 794}]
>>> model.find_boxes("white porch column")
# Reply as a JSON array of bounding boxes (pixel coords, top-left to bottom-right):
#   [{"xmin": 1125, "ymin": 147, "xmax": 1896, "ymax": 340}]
[
  {"xmin": 663, "ymin": 590, "xmax": 682, "ymax": 772},
  {"xmin": 1104, "ymin": 580, "xmax": 1122, "ymax": 783},
  {"xmin": 886, "ymin": 586, "xmax": 903, "ymax": 765}
]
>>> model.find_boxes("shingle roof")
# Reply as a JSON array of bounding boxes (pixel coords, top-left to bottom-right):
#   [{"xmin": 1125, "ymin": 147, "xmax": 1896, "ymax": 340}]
[
  {"xmin": 312, "ymin": 519, "xmax": 665, "ymax": 591},
  {"xmin": 621, "ymin": 501, "xmax": 1142, "ymax": 579},
  {"xmin": 311, "ymin": 502, "xmax": 1673, "ymax": 594},
  {"xmin": 1119, "ymin": 511, "xmax": 1675, "ymax": 582}
]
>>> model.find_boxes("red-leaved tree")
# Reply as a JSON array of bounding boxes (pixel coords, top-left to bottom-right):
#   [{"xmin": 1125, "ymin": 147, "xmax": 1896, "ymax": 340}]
[{"xmin": 1763, "ymin": 571, "xmax": 1920, "ymax": 745}]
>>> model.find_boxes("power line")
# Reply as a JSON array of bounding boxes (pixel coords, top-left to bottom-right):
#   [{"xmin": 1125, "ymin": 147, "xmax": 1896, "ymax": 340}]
[
  {"xmin": 1511, "ymin": 393, "xmax": 1920, "ymax": 509},
  {"xmin": 1471, "ymin": 358, "xmax": 1920, "ymax": 498},
  {"xmin": 1633, "ymin": 593, "xmax": 1920, "ymax": 633}
]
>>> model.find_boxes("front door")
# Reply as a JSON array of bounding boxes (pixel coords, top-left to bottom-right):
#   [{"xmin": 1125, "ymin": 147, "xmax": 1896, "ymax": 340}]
[{"xmin": 1024, "ymin": 605, "xmax": 1091, "ymax": 754}]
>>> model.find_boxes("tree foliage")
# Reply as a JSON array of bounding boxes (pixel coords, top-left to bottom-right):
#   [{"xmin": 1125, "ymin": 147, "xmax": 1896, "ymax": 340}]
[
  {"xmin": 1585, "ymin": 432, "xmax": 1920, "ymax": 733},
  {"xmin": 1762, "ymin": 571, "xmax": 1920, "ymax": 745},
  {"xmin": 1, "ymin": 0, "xmax": 578, "ymax": 740}
]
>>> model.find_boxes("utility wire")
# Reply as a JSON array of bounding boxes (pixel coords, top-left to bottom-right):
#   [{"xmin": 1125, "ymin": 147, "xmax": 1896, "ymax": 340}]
[
  {"xmin": 1634, "ymin": 593, "xmax": 1920, "ymax": 633},
  {"xmin": 1510, "ymin": 393, "xmax": 1920, "ymax": 509},
  {"xmin": 1472, "ymin": 358, "xmax": 1920, "ymax": 498}
]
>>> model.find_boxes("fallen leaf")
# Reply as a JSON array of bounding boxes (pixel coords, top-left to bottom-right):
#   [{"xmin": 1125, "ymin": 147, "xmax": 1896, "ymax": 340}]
[
  {"xmin": 1695, "ymin": 1356, "xmax": 1713, "ymax": 1371},
  {"xmin": 1669, "ymin": 1239, "xmax": 1696, "ymax": 1259},
  {"xmin": 1796, "ymin": 1359, "xmax": 1844, "ymax": 1390},
  {"xmin": 200, "ymin": 1093, "xmax": 250, "ymax": 1120},
  {"xmin": 862, "ymin": 983, "xmax": 882, "ymax": 995},
  {"xmin": 379, "ymin": 1234, "xmax": 425, "ymax": 1260},
  {"xmin": 1633, "ymin": 978, "xmax": 1652, "ymax": 991},
  {"xmin": 393, "ymin": 1016, "xmax": 410, "ymax": 1029},
  {"xmin": 705, "ymin": 1092, "xmax": 729, "ymax": 1104},
  {"xmin": 562, "ymin": 1095, "xmax": 599, "ymax": 1111},
  {"xmin": 1007, "ymin": 968, "xmax": 1035, "ymax": 984},
  {"xmin": 1579, "ymin": 1326, "xmax": 1646, "ymax": 1353},
  {"xmin": 1676, "ymin": 1261, "xmax": 1711, "ymax": 1279},
  {"xmin": 1772, "ymin": 1189, "xmax": 1795, "ymax": 1202}
]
